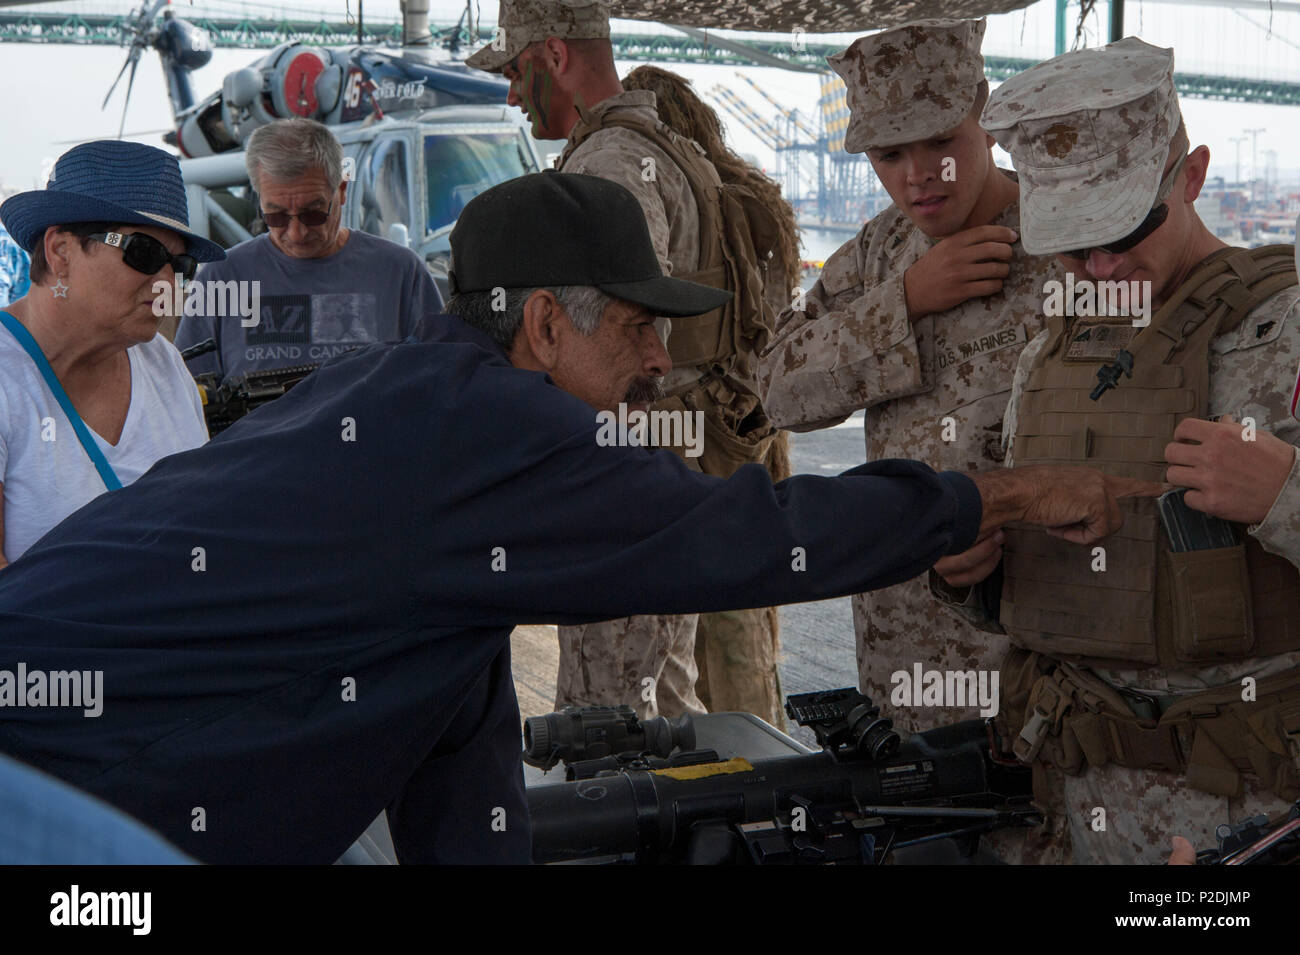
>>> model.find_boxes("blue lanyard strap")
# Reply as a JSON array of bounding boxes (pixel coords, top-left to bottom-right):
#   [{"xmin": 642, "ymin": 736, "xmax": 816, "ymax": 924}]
[{"xmin": 0, "ymin": 310, "xmax": 123, "ymax": 491}]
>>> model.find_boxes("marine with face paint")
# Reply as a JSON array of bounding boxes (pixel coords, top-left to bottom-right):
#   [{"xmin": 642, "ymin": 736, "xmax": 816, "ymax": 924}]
[{"xmin": 469, "ymin": 0, "xmax": 790, "ymax": 728}]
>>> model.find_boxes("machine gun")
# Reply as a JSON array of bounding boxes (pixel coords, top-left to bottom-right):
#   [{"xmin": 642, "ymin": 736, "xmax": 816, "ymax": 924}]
[
  {"xmin": 1196, "ymin": 801, "xmax": 1300, "ymax": 865},
  {"xmin": 526, "ymin": 688, "xmax": 1042, "ymax": 865},
  {"xmin": 185, "ymin": 339, "xmax": 320, "ymax": 436}
]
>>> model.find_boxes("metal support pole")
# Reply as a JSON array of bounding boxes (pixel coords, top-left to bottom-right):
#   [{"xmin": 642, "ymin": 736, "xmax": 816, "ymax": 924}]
[
  {"xmin": 1229, "ymin": 136, "xmax": 1246, "ymax": 185},
  {"xmin": 1110, "ymin": 0, "xmax": 1124, "ymax": 41},
  {"xmin": 1056, "ymin": 0, "xmax": 1067, "ymax": 55},
  {"xmin": 1245, "ymin": 127, "xmax": 1265, "ymax": 202}
]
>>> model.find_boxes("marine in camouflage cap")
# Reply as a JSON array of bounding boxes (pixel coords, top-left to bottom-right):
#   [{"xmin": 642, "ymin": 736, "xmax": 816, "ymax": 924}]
[
  {"xmin": 829, "ymin": 17, "xmax": 987, "ymax": 153},
  {"xmin": 981, "ymin": 37, "xmax": 1183, "ymax": 256},
  {"xmin": 758, "ymin": 19, "xmax": 1077, "ymax": 867},
  {"xmin": 466, "ymin": 0, "xmax": 610, "ymax": 73}
]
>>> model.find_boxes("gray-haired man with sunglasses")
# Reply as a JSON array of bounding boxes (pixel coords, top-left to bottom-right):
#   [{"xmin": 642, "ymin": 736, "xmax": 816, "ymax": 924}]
[
  {"xmin": 175, "ymin": 118, "xmax": 444, "ymax": 385},
  {"xmin": 936, "ymin": 37, "xmax": 1300, "ymax": 864}
]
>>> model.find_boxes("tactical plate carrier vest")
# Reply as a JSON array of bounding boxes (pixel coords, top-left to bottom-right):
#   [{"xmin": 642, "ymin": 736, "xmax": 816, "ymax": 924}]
[
  {"xmin": 557, "ymin": 104, "xmax": 779, "ymax": 372},
  {"xmin": 1003, "ymin": 245, "xmax": 1300, "ymax": 668}
]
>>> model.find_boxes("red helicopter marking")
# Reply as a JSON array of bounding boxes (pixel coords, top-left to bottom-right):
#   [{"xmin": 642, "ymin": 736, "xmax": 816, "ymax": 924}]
[{"xmin": 281, "ymin": 51, "xmax": 325, "ymax": 117}]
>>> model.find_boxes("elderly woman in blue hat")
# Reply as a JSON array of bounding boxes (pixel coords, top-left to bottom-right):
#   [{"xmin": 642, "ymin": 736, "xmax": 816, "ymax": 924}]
[{"xmin": 0, "ymin": 141, "xmax": 225, "ymax": 567}]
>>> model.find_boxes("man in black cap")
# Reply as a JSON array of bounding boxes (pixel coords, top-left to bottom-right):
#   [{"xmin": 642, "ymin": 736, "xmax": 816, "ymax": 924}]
[{"xmin": 0, "ymin": 172, "xmax": 1157, "ymax": 864}]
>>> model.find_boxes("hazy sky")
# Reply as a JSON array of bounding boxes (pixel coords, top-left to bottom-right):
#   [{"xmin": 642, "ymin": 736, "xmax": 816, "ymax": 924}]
[{"xmin": 2, "ymin": 0, "xmax": 1298, "ymax": 194}]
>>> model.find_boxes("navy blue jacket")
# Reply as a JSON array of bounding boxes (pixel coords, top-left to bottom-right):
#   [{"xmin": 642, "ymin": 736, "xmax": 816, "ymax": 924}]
[{"xmin": 0, "ymin": 316, "xmax": 980, "ymax": 863}]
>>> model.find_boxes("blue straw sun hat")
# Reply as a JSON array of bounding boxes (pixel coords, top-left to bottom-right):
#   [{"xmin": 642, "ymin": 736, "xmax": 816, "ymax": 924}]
[{"xmin": 0, "ymin": 141, "xmax": 225, "ymax": 263}]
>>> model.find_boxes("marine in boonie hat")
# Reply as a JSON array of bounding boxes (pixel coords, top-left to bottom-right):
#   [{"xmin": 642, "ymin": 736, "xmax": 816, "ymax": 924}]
[
  {"xmin": 981, "ymin": 37, "xmax": 1182, "ymax": 256},
  {"xmin": 828, "ymin": 18, "xmax": 987, "ymax": 154},
  {"xmin": 466, "ymin": 0, "xmax": 610, "ymax": 73}
]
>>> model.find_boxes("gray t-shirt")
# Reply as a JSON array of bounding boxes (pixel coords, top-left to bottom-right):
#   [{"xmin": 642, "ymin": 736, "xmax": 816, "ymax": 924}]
[{"xmin": 175, "ymin": 230, "xmax": 444, "ymax": 382}]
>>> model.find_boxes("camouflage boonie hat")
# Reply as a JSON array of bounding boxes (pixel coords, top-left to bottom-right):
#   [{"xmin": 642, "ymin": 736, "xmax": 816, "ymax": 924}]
[
  {"xmin": 828, "ymin": 18, "xmax": 987, "ymax": 154},
  {"xmin": 982, "ymin": 37, "xmax": 1182, "ymax": 256},
  {"xmin": 466, "ymin": 0, "xmax": 610, "ymax": 72}
]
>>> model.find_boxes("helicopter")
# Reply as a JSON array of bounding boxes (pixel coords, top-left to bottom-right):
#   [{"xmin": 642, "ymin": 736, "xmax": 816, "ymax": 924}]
[
  {"xmin": 90, "ymin": 0, "xmax": 514, "ymax": 160},
  {"xmin": 82, "ymin": 0, "xmax": 546, "ymax": 303}
]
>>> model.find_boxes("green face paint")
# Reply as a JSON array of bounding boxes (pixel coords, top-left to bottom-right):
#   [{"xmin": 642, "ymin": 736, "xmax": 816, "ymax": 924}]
[{"xmin": 518, "ymin": 57, "xmax": 555, "ymax": 139}]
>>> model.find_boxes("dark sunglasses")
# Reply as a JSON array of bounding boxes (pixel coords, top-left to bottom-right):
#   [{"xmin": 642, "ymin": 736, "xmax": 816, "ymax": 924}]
[
  {"xmin": 89, "ymin": 232, "xmax": 198, "ymax": 282},
  {"xmin": 1061, "ymin": 152, "xmax": 1188, "ymax": 260},
  {"xmin": 259, "ymin": 200, "xmax": 333, "ymax": 229}
]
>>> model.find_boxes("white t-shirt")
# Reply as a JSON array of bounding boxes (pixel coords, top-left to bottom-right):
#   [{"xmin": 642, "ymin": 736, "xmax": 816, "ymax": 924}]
[{"xmin": 0, "ymin": 326, "xmax": 208, "ymax": 561}]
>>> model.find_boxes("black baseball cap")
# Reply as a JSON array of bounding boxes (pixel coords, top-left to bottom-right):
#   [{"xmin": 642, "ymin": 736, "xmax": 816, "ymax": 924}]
[{"xmin": 448, "ymin": 170, "xmax": 732, "ymax": 318}]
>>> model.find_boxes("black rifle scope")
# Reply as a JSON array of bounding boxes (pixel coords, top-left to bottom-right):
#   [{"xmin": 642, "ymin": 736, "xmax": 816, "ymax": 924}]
[{"xmin": 523, "ymin": 704, "xmax": 695, "ymax": 771}]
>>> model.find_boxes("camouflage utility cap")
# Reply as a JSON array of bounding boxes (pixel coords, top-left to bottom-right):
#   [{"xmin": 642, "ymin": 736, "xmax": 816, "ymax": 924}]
[
  {"xmin": 467, "ymin": 0, "xmax": 610, "ymax": 72},
  {"xmin": 829, "ymin": 18, "xmax": 987, "ymax": 154},
  {"xmin": 982, "ymin": 37, "xmax": 1182, "ymax": 256}
]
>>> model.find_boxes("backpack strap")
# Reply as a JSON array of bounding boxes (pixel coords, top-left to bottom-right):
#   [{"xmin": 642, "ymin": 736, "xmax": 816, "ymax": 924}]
[
  {"xmin": 557, "ymin": 105, "xmax": 777, "ymax": 369},
  {"xmin": 1131, "ymin": 244, "xmax": 1298, "ymax": 367}
]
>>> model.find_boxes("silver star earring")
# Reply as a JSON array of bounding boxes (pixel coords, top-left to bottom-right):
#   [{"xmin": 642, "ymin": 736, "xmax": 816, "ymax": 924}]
[{"xmin": 51, "ymin": 276, "xmax": 69, "ymax": 299}]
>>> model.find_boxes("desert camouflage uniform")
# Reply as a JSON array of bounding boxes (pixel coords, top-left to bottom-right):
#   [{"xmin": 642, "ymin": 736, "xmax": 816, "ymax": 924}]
[
  {"xmin": 553, "ymin": 91, "xmax": 784, "ymax": 723},
  {"xmin": 555, "ymin": 614, "xmax": 703, "ymax": 720},
  {"xmin": 978, "ymin": 38, "xmax": 1300, "ymax": 864},
  {"xmin": 558, "ymin": 92, "xmax": 700, "ymax": 283},
  {"xmin": 762, "ymin": 199, "xmax": 1058, "ymax": 733}
]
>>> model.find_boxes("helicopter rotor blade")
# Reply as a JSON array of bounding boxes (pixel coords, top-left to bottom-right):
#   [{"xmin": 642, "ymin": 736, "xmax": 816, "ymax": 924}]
[
  {"xmin": 54, "ymin": 129, "xmax": 171, "ymax": 145},
  {"xmin": 102, "ymin": 50, "xmax": 135, "ymax": 109},
  {"xmin": 103, "ymin": 0, "xmax": 155, "ymax": 110},
  {"xmin": 117, "ymin": 56, "xmax": 141, "ymax": 140}
]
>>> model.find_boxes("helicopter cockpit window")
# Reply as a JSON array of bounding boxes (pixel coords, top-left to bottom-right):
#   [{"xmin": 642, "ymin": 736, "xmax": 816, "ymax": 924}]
[
  {"xmin": 359, "ymin": 139, "xmax": 413, "ymax": 239},
  {"xmin": 211, "ymin": 184, "xmax": 263, "ymax": 243},
  {"xmin": 424, "ymin": 133, "xmax": 531, "ymax": 234}
]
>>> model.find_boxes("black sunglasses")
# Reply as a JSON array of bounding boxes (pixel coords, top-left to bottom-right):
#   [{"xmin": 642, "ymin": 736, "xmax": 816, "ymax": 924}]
[
  {"xmin": 89, "ymin": 231, "xmax": 198, "ymax": 282},
  {"xmin": 1061, "ymin": 152, "xmax": 1188, "ymax": 261},
  {"xmin": 259, "ymin": 200, "xmax": 333, "ymax": 229}
]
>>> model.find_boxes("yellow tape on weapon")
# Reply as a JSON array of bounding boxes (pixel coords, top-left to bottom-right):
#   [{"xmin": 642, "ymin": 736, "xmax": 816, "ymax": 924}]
[{"xmin": 650, "ymin": 758, "xmax": 753, "ymax": 781}]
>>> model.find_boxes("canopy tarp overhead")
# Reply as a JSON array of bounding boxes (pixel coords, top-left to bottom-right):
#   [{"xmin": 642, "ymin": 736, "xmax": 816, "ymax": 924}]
[
  {"xmin": 608, "ymin": 0, "xmax": 1038, "ymax": 33},
  {"xmin": 0, "ymin": 0, "xmax": 1040, "ymax": 28}
]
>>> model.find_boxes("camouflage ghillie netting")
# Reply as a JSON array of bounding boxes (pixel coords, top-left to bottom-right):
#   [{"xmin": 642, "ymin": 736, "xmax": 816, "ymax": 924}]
[{"xmin": 608, "ymin": 0, "xmax": 1036, "ymax": 33}]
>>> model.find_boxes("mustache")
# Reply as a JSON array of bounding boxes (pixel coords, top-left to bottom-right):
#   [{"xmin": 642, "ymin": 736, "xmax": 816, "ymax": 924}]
[{"xmin": 623, "ymin": 377, "xmax": 665, "ymax": 405}]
